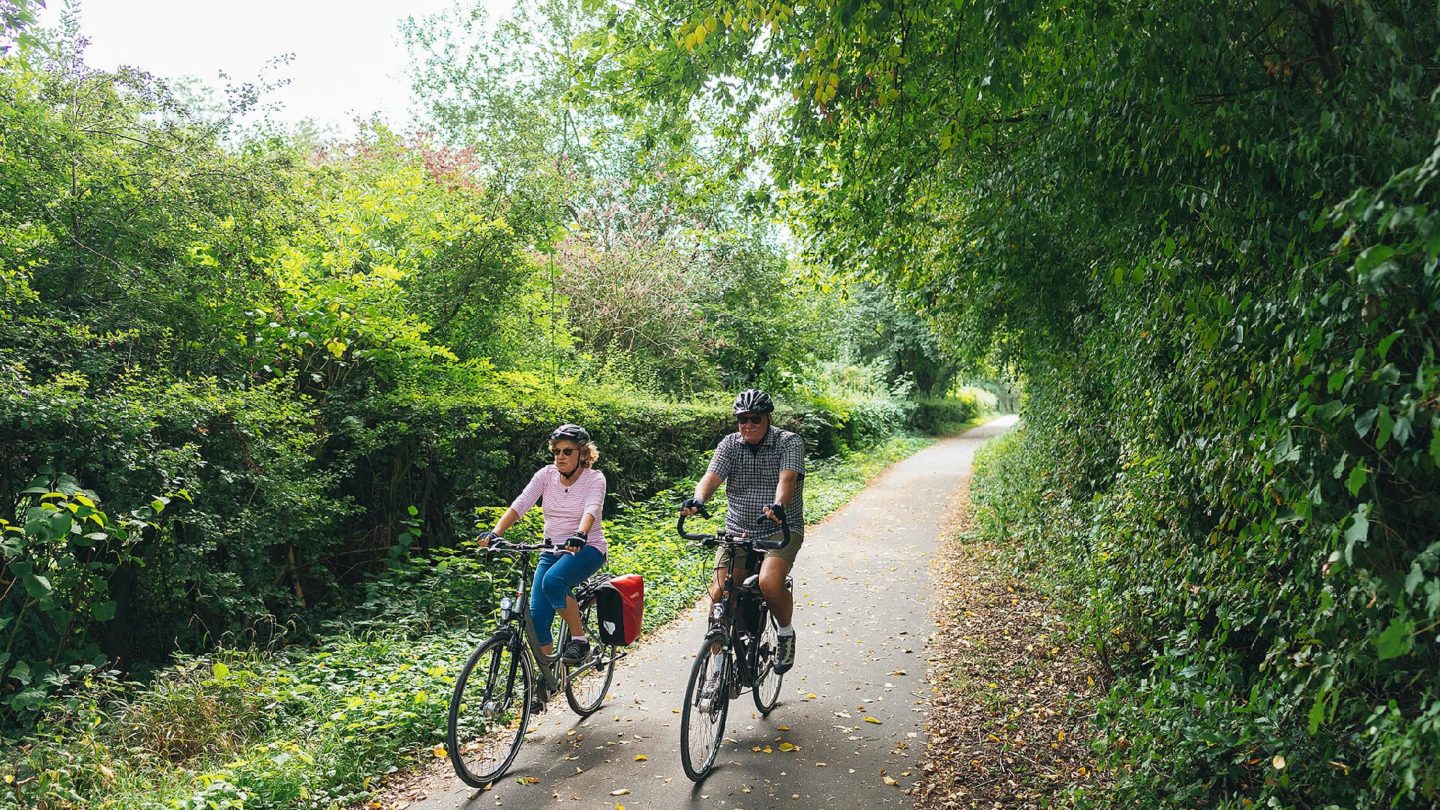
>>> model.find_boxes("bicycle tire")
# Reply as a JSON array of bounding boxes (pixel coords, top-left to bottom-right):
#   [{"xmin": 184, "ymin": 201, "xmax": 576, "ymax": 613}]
[
  {"xmin": 680, "ymin": 636, "xmax": 730, "ymax": 782},
  {"xmin": 565, "ymin": 597, "xmax": 617, "ymax": 716},
  {"xmin": 447, "ymin": 634, "xmax": 535, "ymax": 787},
  {"xmin": 751, "ymin": 607, "xmax": 783, "ymax": 715}
]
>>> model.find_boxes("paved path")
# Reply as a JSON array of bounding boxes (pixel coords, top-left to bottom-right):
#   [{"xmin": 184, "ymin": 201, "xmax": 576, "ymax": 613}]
[{"xmin": 410, "ymin": 417, "xmax": 1017, "ymax": 810}]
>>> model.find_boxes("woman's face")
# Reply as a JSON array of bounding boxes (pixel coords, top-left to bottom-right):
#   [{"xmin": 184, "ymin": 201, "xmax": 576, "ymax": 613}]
[{"xmin": 551, "ymin": 440, "xmax": 581, "ymax": 475}]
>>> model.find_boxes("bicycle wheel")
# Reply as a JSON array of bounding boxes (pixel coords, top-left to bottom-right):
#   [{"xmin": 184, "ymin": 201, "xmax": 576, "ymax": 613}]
[
  {"xmin": 680, "ymin": 636, "xmax": 730, "ymax": 782},
  {"xmin": 565, "ymin": 597, "xmax": 617, "ymax": 716},
  {"xmin": 447, "ymin": 634, "xmax": 535, "ymax": 787},
  {"xmin": 751, "ymin": 608, "xmax": 783, "ymax": 715}
]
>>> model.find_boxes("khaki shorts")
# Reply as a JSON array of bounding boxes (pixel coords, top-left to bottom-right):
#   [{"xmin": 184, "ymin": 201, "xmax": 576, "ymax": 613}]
[{"xmin": 713, "ymin": 530, "xmax": 804, "ymax": 571}]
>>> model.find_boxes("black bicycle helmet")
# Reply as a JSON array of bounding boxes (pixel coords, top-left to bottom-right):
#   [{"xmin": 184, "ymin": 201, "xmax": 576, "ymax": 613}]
[
  {"xmin": 732, "ymin": 388, "xmax": 774, "ymax": 415},
  {"xmin": 550, "ymin": 424, "xmax": 591, "ymax": 443}
]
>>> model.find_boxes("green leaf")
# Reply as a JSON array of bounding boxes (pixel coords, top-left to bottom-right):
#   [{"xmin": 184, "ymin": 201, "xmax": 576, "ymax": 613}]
[
  {"xmin": 92, "ymin": 600, "xmax": 118, "ymax": 621},
  {"xmin": 1377, "ymin": 406, "xmax": 1394, "ymax": 449},
  {"xmin": 48, "ymin": 511, "xmax": 73, "ymax": 538},
  {"xmin": 22, "ymin": 573, "xmax": 52, "ymax": 599},
  {"xmin": 7, "ymin": 660, "xmax": 32, "ymax": 686},
  {"xmin": 1376, "ymin": 330, "xmax": 1403, "ymax": 361},
  {"xmin": 1345, "ymin": 464, "xmax": 1368, "ymax": 497},
  {"xmin": 1307, "ymin": 694, "xmax": 1326, "ymax": 734},
  {"xmin": 1374, "ymin": 617, "xmax": 1413, "ymax": 660},
  {"xmin": 213, "ymin": 662, "xmax": 231, "ymax": 681},
  {"xmin": 1344, "ymin": 506, "xmax": 1370, "ymax": 565},
  {"xmin": 1354, "ymin": 408, "xmax": 1378, "ymax": 437},
  {"xmin": 1404, "ymin": 564, "xmax": 1424, "ymax": 597},
  {"xmin": 1392, "ymin": 413, "xmax": 1412, "ymax": 447}
]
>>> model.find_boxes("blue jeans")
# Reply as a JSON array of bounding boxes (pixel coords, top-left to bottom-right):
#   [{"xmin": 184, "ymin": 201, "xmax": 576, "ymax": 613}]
[{"xmin": 530, "ymin": 547, "xmax": 605, "ymax": 646}]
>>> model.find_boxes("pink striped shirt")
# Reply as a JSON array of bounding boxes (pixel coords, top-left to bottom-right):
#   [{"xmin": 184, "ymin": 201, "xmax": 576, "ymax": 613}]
[{"xmin": 508, "ymin": 466, "xmax": 607, "ymax": 554}]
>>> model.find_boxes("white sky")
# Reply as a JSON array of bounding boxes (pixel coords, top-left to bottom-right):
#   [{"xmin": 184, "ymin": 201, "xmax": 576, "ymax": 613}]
[{"xmin": 37, "ymin": 0, "xmax": 515, "ymax": 131}]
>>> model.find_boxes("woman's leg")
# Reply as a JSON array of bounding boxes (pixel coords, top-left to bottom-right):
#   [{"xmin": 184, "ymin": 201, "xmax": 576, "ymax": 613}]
[
  {"xmin": 540, "ymin": 546, "xmax": 605, "ymax": 639},
  {"xmin": 530, "ymin": 553, "xmax": 562, "ymax": 654}
]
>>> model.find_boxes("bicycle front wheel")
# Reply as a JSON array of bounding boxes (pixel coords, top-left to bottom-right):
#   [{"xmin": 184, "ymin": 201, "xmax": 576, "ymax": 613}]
[
  {"xmin": 751, "ymin": 609, "xmax": 783, "ymax": 715},
  {"xmin": 680, "ymin": 636, "xmax": 730, "ymax": 782},
  {"xmin": 566, "ymin": 597, "xmax": 618, "ymax": 717},
  {"xmin": 447, "ymin": 634, "xmax": 535, "ymax": 787}
]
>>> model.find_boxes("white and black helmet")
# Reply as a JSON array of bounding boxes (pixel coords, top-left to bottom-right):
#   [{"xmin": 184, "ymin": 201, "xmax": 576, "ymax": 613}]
[
  {"xmin": 550, "ymin": 424, "xmax": 591, "ymax": 443},
  {"xmin": 732, "ymin": 388, "xmax": 774, "ymax": 415}
]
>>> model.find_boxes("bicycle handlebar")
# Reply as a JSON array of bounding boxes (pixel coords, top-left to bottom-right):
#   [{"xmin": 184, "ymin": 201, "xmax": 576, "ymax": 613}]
[
  {"xmin": 677, "ymin": 510, "xmax": 792, "ymax": 551},
  {"xmin": 478, "ymin": 540, "xmax": 548, "ymax": 553}
]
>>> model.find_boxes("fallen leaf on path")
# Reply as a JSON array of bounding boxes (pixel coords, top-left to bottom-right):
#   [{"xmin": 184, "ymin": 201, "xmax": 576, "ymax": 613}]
[
  {"xmin": 634, "ymin": 755, "xmax": 648, "ymax": 762},
  {"xmin": 517, "ymin": 776, "xmax": 540, "ymax": 785},
  {"xmin": 882, "ymin": 776, "xmax": 900, "ymax": 786},
  {"xmin": 610, "ymin": 788, "xmax": 630, "ymax": 796},
  {"xmin": 864, "ymin": 716, "xmax": 883, "ymax": 724},
  {"xmin": 778, "ymin": 742, "xmax": 798, "ymax": 752}
]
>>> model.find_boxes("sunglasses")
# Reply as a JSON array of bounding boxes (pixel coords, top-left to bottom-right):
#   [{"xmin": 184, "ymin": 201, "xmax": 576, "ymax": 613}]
[
  {"xmin": 550, "ymin": 447, "xmax": 577, "ymax": 457},
  {"xmin": 736, "ymin": 414, "xmax": 766, "ymax": 425}
]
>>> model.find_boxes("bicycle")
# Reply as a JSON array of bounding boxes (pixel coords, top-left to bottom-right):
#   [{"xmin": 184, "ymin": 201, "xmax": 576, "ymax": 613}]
[
  {"xmin": 675, "ymin": 507, "xmax": 792, "ymax": 782},
  {"xmin": 446, "ymin": 541, "xmax": 622, "ymax": 787}
]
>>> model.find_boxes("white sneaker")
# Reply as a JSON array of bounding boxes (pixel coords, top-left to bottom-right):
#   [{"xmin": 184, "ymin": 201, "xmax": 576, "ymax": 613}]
[{"xmin": 775, "ymin": 631, "xmax": 796, "ymax": 674}]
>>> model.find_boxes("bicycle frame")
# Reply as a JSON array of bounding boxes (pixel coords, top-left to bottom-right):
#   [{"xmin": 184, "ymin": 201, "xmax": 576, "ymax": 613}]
[{"xmin": 488, "ymin": 545, "xmax": 575, "ymax": 701}]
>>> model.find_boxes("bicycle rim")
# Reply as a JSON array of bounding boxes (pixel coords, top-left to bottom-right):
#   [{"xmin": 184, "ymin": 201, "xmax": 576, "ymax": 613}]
[
  {"xmin": 447, "ymin": 635, "xmax": 534, "ymax": 787},
  {"xmin": 566, "ymin": 599, "xmax": 617, "ymax": 716},
  {"xmin": 680, "ymin": 637, "xmax": 729, "ymax": 782},
  {"xmin": 751, "ymin": 610, "xmax": 783, "ymax": 715}
]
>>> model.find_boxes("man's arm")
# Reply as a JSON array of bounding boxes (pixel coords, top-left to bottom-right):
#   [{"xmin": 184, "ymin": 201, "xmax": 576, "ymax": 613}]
[
  {"xmin": 682, "ymin": 471, "xmax": 723, "ymax": 515},
  {"xmin": 763, "ymin": 469, "xmax": 799, "ymax": 524}
]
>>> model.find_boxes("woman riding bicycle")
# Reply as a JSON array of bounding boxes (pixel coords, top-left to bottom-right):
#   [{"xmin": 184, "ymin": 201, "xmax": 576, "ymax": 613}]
[{"xmin": 478, "ymin": 424, "xmax": 606, "ymax": 663}]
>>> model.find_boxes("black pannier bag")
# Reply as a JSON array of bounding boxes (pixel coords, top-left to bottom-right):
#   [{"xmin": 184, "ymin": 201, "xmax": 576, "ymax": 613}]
[{"xmin": 595, "ymin": 574, "xmax": 644, "ymax": 646}]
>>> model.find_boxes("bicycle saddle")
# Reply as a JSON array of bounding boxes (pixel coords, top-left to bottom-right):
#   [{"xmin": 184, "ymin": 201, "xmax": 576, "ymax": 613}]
[{"xmin": 739, "ymin": 574, "xmax": 793, "ymax": 592}]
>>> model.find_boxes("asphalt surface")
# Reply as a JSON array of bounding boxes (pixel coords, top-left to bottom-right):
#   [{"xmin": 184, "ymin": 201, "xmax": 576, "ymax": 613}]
[{"xmin": 409, "ymin": 416, "xmax": 1017, "ymax": 810}]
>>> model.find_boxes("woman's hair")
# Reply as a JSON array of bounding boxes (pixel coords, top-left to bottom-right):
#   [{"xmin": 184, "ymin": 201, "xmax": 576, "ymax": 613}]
[{"xmin": 550, "ymin": 437, "xmax": 601, "ymax": 468}]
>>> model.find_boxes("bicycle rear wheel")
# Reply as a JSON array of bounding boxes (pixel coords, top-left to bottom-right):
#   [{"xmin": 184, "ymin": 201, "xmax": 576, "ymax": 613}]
[
  {"xmin": 680, "ymin": 636, "xmax": 730, "ymax": 782},
  {"xmin": 751, "ymin": 608, "xmax": 783, "ymax": 715},
  {"xmin": 447, "ymin": 635, "xmax": 535, "ymax": 787},
  {"xmin": 566, "ymin": 597, "xmax": 617, "ymax": 716}
]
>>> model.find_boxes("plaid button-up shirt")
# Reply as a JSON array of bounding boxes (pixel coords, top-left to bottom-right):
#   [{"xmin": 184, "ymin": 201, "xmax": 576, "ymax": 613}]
[{"xmin": 706, "ymin": 425, "xmax": 806, "ymax": 535}]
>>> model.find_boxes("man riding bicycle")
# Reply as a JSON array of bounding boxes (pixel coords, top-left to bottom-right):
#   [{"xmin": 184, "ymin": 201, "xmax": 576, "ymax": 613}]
[{"xmin": 680, "ymin": 388, "xmax": 805, "ymax": 674}]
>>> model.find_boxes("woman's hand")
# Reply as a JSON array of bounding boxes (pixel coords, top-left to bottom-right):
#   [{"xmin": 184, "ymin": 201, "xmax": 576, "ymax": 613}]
[
  {"xmin": 564, "ymin": 531, "xmax": 588, "ymax": 552},
  {"xmin": 477, "ymin": 530, "xmax": 500, "ymax": 549}
]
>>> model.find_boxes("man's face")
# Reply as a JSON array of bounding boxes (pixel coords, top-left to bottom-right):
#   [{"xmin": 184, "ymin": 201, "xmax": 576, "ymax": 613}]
[{"xmin": 737, "ymin": 412, "xmax": 768, "ymax": 445}]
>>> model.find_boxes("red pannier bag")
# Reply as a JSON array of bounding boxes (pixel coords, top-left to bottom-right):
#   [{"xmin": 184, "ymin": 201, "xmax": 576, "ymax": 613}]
[{"xmin": 595, "ymin": 574, "xmax": 644, "ymax": 646}]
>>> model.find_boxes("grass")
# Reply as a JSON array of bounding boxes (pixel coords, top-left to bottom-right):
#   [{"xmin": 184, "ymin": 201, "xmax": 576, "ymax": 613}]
[{"xmin": 0, "ymin": 434, "xmax": 944, "ymax": 810}]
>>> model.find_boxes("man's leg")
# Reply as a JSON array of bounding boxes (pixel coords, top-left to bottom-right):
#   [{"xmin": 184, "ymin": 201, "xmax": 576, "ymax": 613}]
[
  {"xmin": 758, "ymin": 556, "xmax": 794, "ymax": 627},
  {"xmin": 758, "ymin": 538, "xmax": 802, "ymax": 673}
]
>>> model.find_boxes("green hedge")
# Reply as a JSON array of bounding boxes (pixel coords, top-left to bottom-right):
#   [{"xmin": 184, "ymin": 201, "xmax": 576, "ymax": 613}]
[{"xmin": 1, "ymin": 348, "xmax": 930, "ymax": 731}]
